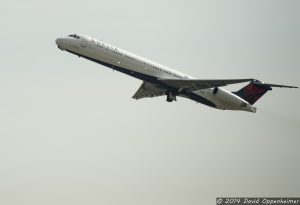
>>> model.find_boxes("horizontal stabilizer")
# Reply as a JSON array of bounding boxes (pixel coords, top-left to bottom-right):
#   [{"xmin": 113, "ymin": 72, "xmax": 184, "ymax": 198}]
[
  {"xmin": 253, "ymin": 82, "xmax": 298, "ymax": 88},
  {"xmin": 233, "ymin": 80, "xmax": 298, "ymax": 105}
]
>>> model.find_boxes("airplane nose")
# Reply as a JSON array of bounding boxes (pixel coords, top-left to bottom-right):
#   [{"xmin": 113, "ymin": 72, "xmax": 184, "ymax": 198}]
[
  {"xmin": 55, "ymin": 38, "xmax": 62, "ymax": 46},
  {"xmin": 56, "ymin": 38, "xmax": 65, "ymax": 50}
]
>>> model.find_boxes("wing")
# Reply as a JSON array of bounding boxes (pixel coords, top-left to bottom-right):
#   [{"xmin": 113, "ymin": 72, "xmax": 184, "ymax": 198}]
[
  {"xmin": 132, "ymin": 82, "xmax": 165, "ymax": 100},
  {"xmin": 158, "ymin": 78, "xmax": 254, "ymax": 92}
]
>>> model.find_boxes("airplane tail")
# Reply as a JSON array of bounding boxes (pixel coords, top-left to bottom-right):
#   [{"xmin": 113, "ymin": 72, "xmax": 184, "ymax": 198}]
[
  {"xmin": 233, "ymin": 80, "xmax": 298, "ymax": 105},
  {"xmin": 232, "ymin": 80, "xmax": 272, "ymax": 105}
]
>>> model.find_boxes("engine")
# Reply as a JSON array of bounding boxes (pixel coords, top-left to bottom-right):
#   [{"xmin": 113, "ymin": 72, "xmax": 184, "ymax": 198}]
[
  {"xmin": 213, "ymin": 87, "xmax": 218, "ymax": 94},
  {"xmin": 212, "ymin": 87, "xmax": 249, "ymax": 108}
]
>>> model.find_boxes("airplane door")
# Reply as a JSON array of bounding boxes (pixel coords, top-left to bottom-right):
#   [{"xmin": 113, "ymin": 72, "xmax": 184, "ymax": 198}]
[{"xmin": 81, "ymin": 38, "xmax": 87, "ymax": 48}]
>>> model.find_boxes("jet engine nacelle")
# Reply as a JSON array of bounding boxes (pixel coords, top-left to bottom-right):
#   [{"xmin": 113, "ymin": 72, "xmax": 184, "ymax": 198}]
[
  {"xmin": 213, "ymin": 87, "xmax": 218, "ymax": 94},
  {"xmin": 212, "ymin": 87, "xmax": 248, "ymax": 108}
]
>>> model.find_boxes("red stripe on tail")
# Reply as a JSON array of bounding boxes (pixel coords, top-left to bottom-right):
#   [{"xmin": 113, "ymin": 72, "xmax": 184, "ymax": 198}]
[{"xmin": 233, "ymin": 81, "xmax": 272, "ymax": 105}]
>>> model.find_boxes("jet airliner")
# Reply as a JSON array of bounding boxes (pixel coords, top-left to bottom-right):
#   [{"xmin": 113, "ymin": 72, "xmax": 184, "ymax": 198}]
[{"xmin": 56, "ymin": 34, "xmax": 297, "ymax": 113}]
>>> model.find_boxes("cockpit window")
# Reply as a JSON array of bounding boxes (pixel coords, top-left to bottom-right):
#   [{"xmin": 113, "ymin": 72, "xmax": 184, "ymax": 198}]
[{"xmin": 68, "ymin": 34, "xmax": 80, "ymax": 39}]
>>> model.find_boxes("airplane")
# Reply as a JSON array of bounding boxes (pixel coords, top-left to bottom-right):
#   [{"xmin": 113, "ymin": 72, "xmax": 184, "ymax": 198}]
[{"xmin": 55, "ymin": 34, "xmax": 298, "ymax": 113}]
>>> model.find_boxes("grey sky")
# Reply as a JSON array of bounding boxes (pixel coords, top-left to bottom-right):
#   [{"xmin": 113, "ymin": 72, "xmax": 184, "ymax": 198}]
[{"xmin": 0, "ymin": 0, "xmax": 299, "ymax": 204}]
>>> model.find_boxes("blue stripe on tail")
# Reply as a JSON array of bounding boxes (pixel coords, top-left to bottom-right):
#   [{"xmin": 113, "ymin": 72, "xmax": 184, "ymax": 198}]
[{"xmin": 233, "ymin": 80, "xmax": 272, "ymax": 105}]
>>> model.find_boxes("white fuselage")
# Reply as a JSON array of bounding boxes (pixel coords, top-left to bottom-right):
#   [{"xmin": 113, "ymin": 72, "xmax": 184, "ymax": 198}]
[{"xmin": 56, "ymin": 34, "xmax": 256, "ymax": 112}]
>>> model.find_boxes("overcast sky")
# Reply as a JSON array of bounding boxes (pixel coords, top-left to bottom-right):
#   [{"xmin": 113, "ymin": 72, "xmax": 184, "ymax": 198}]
[{"xmin": 0, "ymin": 0, "xmax": 299, "ymax": 205}]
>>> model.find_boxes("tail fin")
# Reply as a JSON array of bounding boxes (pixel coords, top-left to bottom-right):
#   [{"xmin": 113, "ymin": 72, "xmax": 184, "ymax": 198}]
[{"xmin": 233, "ymin": 80, "xmax": 272, "ymax": 105}]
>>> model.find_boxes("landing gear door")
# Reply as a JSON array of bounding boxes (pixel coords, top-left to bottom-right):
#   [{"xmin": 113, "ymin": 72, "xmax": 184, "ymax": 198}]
[{"xmin": 81, "ymin": 38, "xmax": 87, "ymax": 48}]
